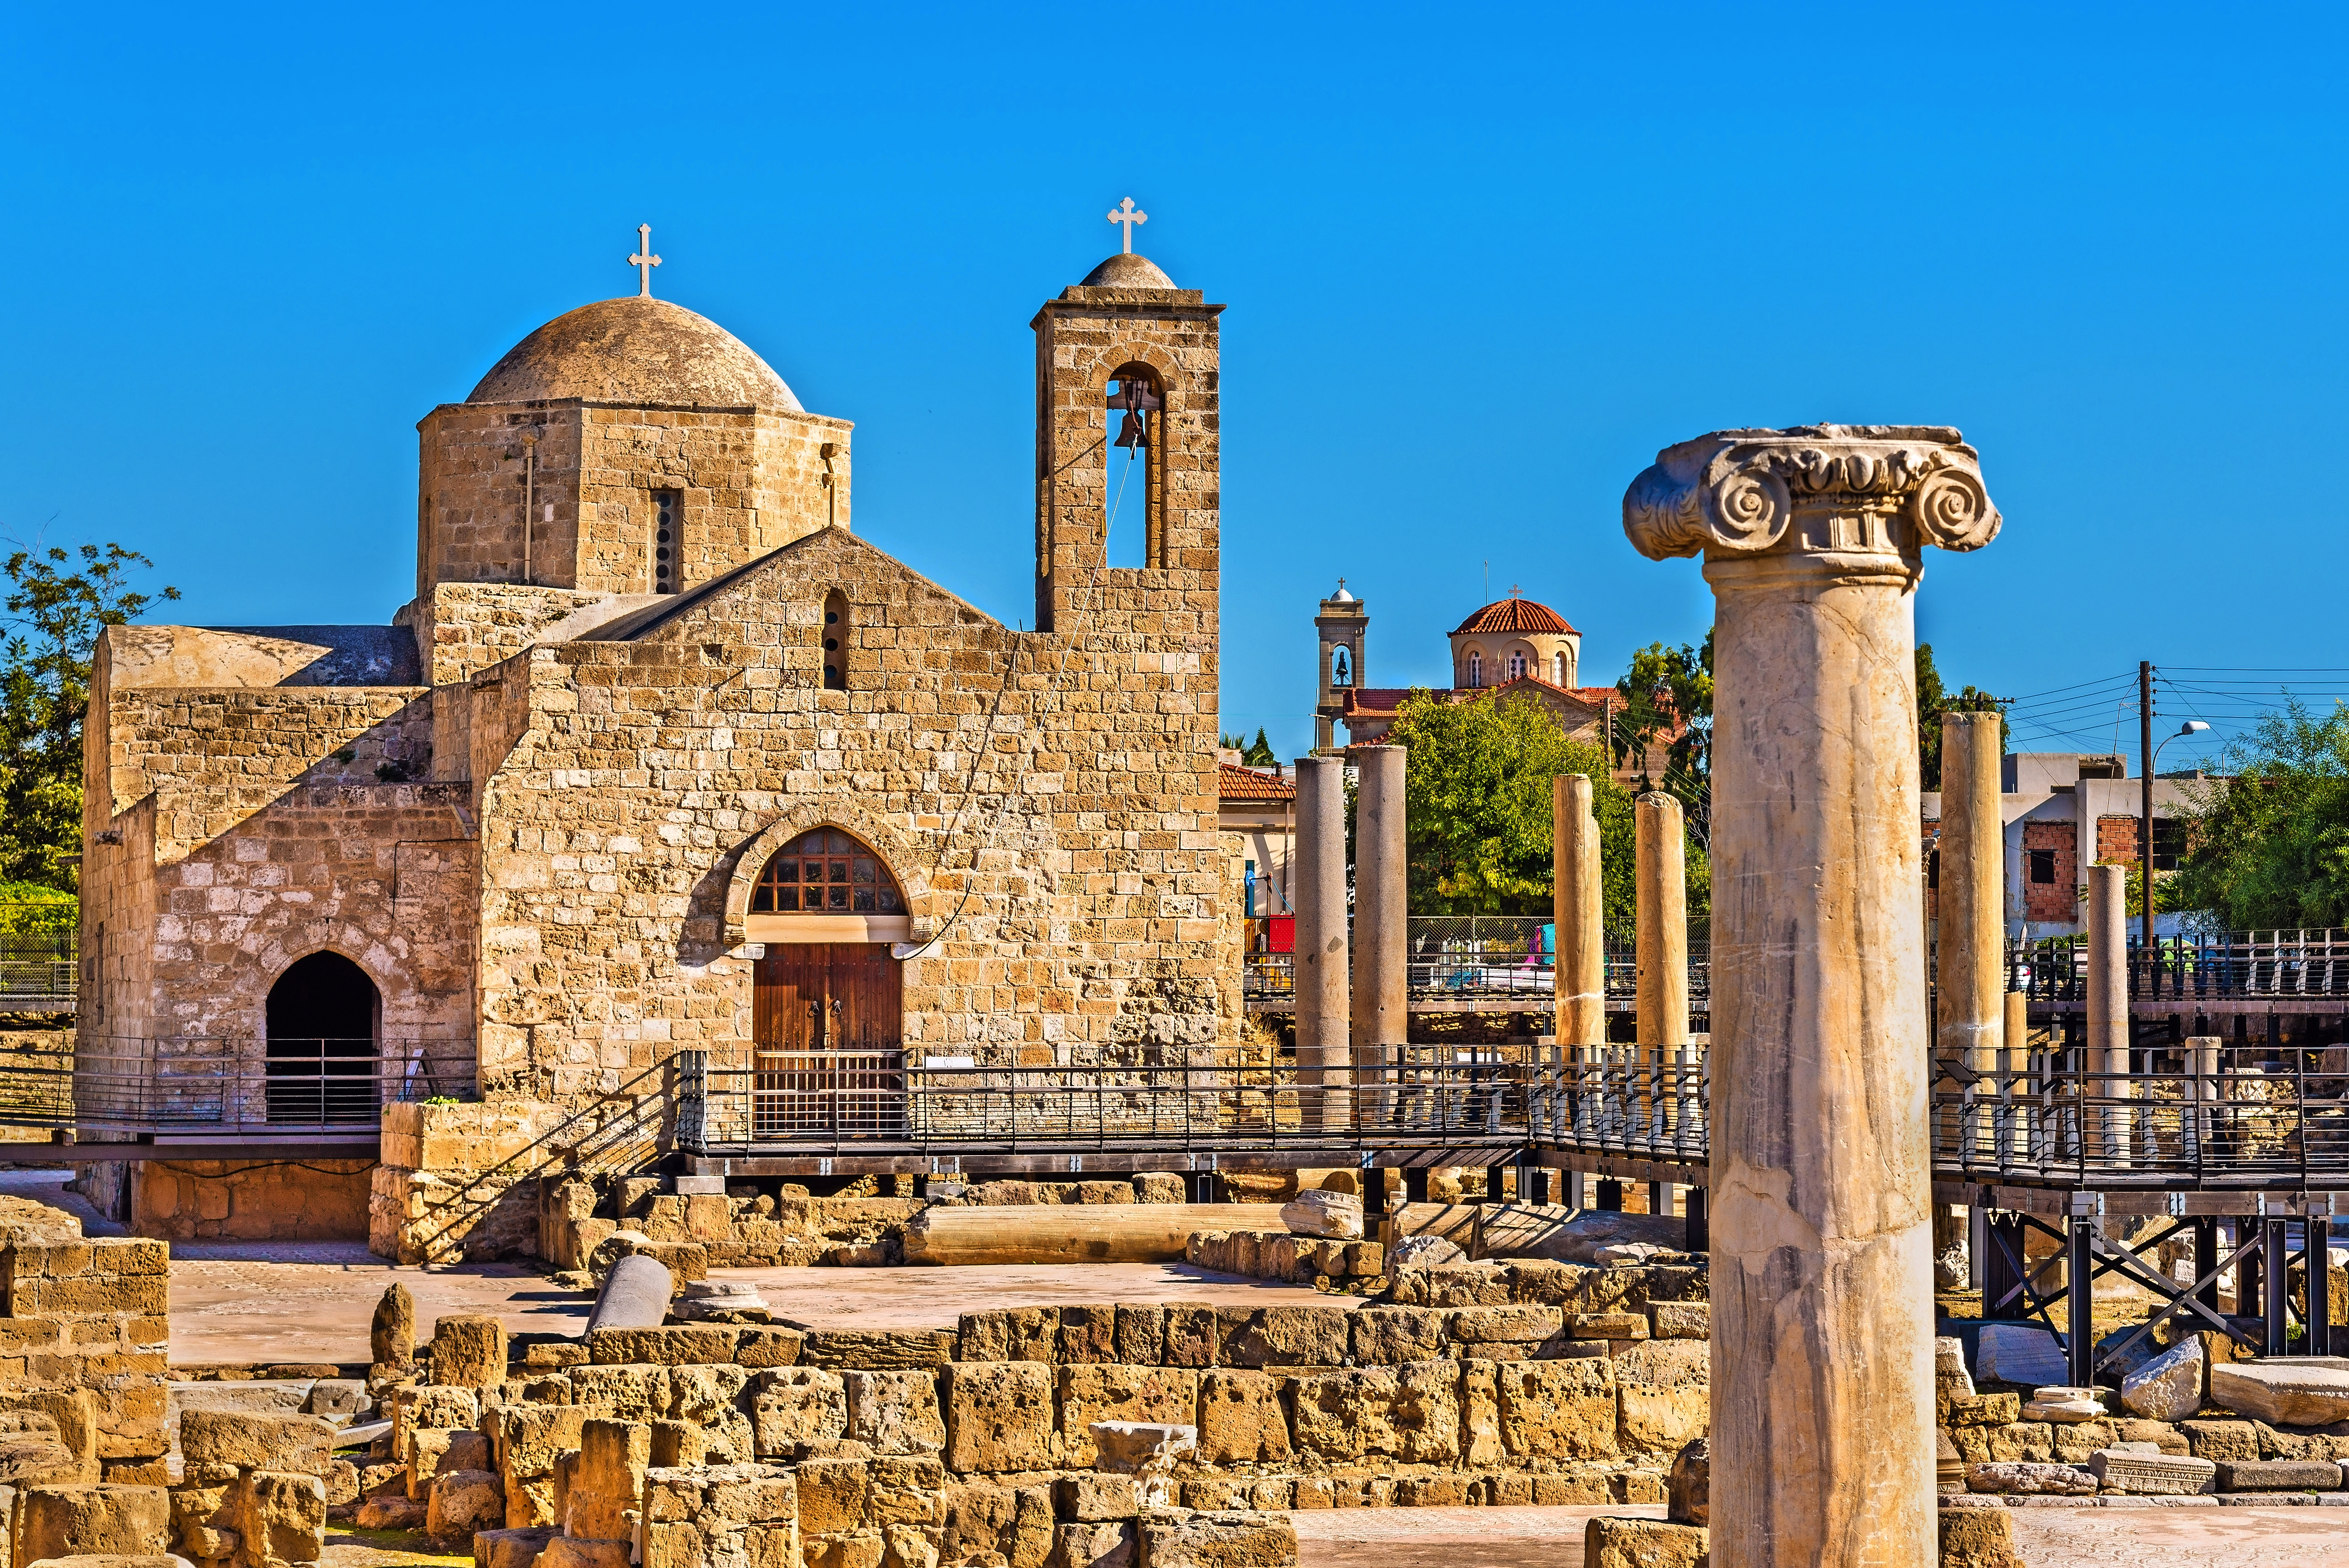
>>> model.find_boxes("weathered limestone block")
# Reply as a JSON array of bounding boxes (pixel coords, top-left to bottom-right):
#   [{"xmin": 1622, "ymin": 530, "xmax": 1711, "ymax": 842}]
[
  {"xmin": 409, "ymin": 1385, "xmax": 482, "ymax": 1434},
  {"xmin": 2084, "ymin": 1449, "xmax": 2215, "ymax": 1495},
  {"xmin": 238, "ymin": 1469, "xmax": 327, "ymax": 1562},
  {"xmin": 1937, "ymin": 1508, "xmax": 2023, "ymax": 1568},
  {"xmin": 794, "ymin": 1457, "xmax": 870, "ymax": 1535},
  {"xmin": 1134, "ymin": 1513, "xmax": 1295, "ymax": 1568},
  {"xmin": 736, "ymin": 1327, "xmax": 804, "ymax": 1370},
  {"xmin": 1964, "ymin": 1461, "xmax": 2096, "ymax": 1495},
  {"xmin": 2181, "ymin": 1420, "xmax": 2259, "ymax": 1462},
  {"xmin": 1053, "ymin": 1521, "xmax": 1132, "ymax": 1568},
  {"xmin": 1112, "ymin": 1308, "xmax": 1165, "ymax": 1368},
  {"xmin": 1219, "ymin": 1308, "xmax": 1347, "ymax": 1369},
  {"xmin": 1571, "ymin": 1313, "xmax": 1648, "ymax": 1342},
  {"xmin": 431, "ymin": 1318, "xmax": 508, "ymax": 1390},
  {"xmin": 178, "ymin": 1412, "xmax": 332, "ymax": 1476},
  {"xmin": 1133, "ymin": 1175, "xmax": 1185, "ymax": 1205},
  {"xmin": 1493, "ymin": 1359, "xmax": 1616, "ymax": 1459},
  {"xmin": 1288, "ymin": 1362, "xmax": 1457, "ymax": 1465},
  {"xmin": 1193, "ymin": 1372, "xmax": 1288, "ymax": 1467},
  {"xmin": 587, "ymin": 1327, "xmax": 740, "ymax": 1366},
  {"xmin": 1647, "ymin": 1303, "xmax": 1710, "ymax": 1341},
  {"xmin": 2214, "ymin": 1458, "xmax": 2345, "ymax": 1491},
  {"xmin": 475, "ymin": 1524, "xmax": 560, "ymax": 1568},
  {"xmin": 1279, "ymin": 1192, "xmax": 1361, "ymax": 1241},
  {"xmin": 2210, "ymin": 1363, "xmax": 2349, "ymax": 1426},
  {"xmin": 640, "ymin": 1464, "xmax": 800, "ymax": 1568},
  {"xmin": 1163, "ymin": 1308, "xmax": 1219, "ymax": 1370},
  {"xmin": 1450, "ymin": 1306, "xmax": 1563, "ymax": 1347},
  {"xmin": 1582, "ymin": 1518, "xmax": 1706, "ymax": 1568},
  {"xmin": 749, "ymin": 1369, "xmax": 849, "ymax": 1456},
  {"xmin": 15, "ymin": 1485, "xmax": 170, "ymax": 1565},
  {"xmin": 1054, "ymin": 1476, "xmax": 1137, "ymax": 1523},
  {"xmin": 957, "ymin": 1310, "xmax": 1059, "ymax": 1365},
  {"xmin": 2020, "ymin": 1387, "xmax": 2104, "ymax": 1424},
  {"xmin": 1058, "ymin": 1368, "xmax": 1198, "ymax": 1469},
  {"xmin": 1612, "ymin": 1341, "xmax": 1709, "ymax": 1458},
  {"xmin": 373, "ymin": 1285, "xmax": 416, "ymax": 1372},
  {"xmin": 540, "ymin": 1538, "xmax": 631, "ymax": 1568},
  {"xmin": 1057, "ymin": 1308, "xmax": 1118, "ymax": 1366},
  {"xmin": 565, "ymin": 1421, "xmax": 649, "ymax": 1542},
  {"xmin": 1669, "ymin": 1437, "xmax": 1710, "ymax": 1525},
  {"xmin": 1459, "ymin": 1361, "xmax": 1501, "ymax": 1468},
  {"xmin": 844, "ymin": 1371, "xmax": 945, "ymax": 1456},
  {"xmin": 801, "ymin": 1332, "xmax": 955, "ymax": 1372},
  {"xmin": 942, "ymin": 1363, "xmax": 1056, "ymax": 1474}
]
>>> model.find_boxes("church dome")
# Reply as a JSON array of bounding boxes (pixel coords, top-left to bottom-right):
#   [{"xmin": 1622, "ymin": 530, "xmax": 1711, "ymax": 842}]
[
  {"xmin": 1081, "ymin": 252, "xmax": 1177, "ymax": 288},
  {"xmin": 468, "ymin": 296, "xmax": 804, "ymax": 411},
  {"xmin": 1453, "ymin": 596, "xmax": 1578, "ymax": 636}
]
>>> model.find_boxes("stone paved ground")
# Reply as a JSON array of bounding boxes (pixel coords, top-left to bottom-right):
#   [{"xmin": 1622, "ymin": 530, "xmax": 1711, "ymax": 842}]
[{"xmin": 1289, "ymin": 1506, "xmax": 2349, "ymax": 1568}]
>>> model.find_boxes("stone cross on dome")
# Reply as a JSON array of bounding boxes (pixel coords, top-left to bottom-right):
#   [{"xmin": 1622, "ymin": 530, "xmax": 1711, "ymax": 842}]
[
  {"xmin": 1105, "ymin": 198, "xmax": 1147, "ymax": 254},
  {"xmin": 628, "ymin": 224, "xmax": 663, "ymax": 298}
]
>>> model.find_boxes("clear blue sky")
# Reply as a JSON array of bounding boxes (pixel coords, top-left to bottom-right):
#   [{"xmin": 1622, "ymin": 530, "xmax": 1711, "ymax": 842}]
[{"xmin": 6, "ymin": 5, "xmax": 2344, "ymax": 771}]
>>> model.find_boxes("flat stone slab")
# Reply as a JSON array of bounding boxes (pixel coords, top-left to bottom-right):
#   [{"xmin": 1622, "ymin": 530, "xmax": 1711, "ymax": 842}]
[
  {"xmin": 1975, "ymin": 1325, "xmax": 2070, "ymax": 1389},
  {"xmin": 2213, "ymin": 1459, "xmax": 2345, "ymax": 1492},
  {"xmin": 2023, "ymin": 1387, "xmax": 2107, "ymax": 1423},
  {"xmin": 2208, "ymin": 1359, "xmax": 2349, "ymax": 1426}
]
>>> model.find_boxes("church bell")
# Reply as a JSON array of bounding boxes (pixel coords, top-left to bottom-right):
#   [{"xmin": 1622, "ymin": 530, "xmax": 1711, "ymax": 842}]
[{"xmin": 1113, "ymin": 408, "xmax": 1149, "ymax": 451}]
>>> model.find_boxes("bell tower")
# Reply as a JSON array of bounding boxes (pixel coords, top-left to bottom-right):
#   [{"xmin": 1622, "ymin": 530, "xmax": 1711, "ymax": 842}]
[
  {"xmin": 1314, "ymin": 581, "xmax": 1367, "ymax": 753},
  {"xmin": 1031, "ymin": 216, "xmax": 1223, "ymax": 636}
]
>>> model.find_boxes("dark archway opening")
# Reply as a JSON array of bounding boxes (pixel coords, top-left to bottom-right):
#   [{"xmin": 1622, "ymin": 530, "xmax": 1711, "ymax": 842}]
[{"xmin": 265, "ymin": 952, "xmax": 379, "ymax": 1123}]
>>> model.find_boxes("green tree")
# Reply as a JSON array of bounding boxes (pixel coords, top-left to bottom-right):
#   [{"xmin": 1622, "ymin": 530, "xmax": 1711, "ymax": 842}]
[
  {"xmin": 1242, "ymin": 727, "xmax": 1276, "ymax": 767},
  {"xmin": 1611, "ymin": 633, "xmax": 1713, "ymax": 840},
  {"xmin": 1916, "ymin": 643, "xmax": 2009, "ymax": 790},
  {"xmin": 2171, "ymin": 697, "xmax": 2349, "ymax": 928},
  {"xmin": 0, "ymin": 542, "xmax": 179, "ymax": 889},
  {"xmin": 1387, "ymin": 686, "xmax": 1707, "ymax": 923}
]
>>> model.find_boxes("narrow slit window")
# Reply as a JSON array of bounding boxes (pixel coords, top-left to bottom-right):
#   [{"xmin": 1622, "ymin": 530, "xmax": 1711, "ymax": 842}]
[
  {"xmin": 652, "ymin": 489, "xmax": 682, "ymax": 593},
  {"xmin": 822, "ymin": 590, "xmax": 848, "ymax": 690}
]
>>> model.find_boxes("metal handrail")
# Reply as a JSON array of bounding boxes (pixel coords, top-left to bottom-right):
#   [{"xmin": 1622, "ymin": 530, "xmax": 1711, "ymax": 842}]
[
  {"xmin": 0, "ymin": 1039, "xmax": 476, "ymax": 1134},
  {"xmin": 2006, "ymin": 928, "xmax": 2349, "ymax": 1006}
]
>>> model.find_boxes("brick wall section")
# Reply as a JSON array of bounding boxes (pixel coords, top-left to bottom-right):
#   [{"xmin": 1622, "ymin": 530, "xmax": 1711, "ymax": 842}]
[
  {"xmin": 2097, "ymin": 815, "xmax": 2141, "ymax": 864},
  {"xmin": 415, "ymin": 402, "xmax": 851, "ymax": 599},
  {"xmin": 2022, "ymin": 821, "xmax": 2077, "ymax": 923},
  {"xmin": 0, "ymin": 1231, "xmax": 170, "ymax": 1483}
]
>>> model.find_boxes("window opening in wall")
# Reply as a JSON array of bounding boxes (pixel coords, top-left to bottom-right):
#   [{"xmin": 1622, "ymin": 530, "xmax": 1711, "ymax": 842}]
[
  {"xmin": 1508, "ymin": 652, "xmax": 1527, "ymax": 680},
  {"xmin": 822, "ymin": 591, "xmax": 848, "ymax": 690},
  {"xmin": 1331, "ymin": 645, "xmax": 1352, "ymax": 688},
  {"xmin": 2028, "ymin": 848, "xmax": 2057, "ymax": 883},
  {"xmin": 1104, "ymin": 366, "xmax": 1164, "ymax": 569},
  {"xmin": 1468, "ymin": 652, "xmax": 1482, "ymax": 688},
  {"xmin": 751, "ymin": 828, "xmax": 906, "ymax": 915},
  {"xmin": 1553, "ymin": 652, "xmax": 1567, "ymax": 684},
  {"xmin": 653, "ymin": 489, "xmax": 682, "ymax": 593},
  {"xmin": 2151, "ymin": 818, "xmax": 2185, "ymax": 872}
]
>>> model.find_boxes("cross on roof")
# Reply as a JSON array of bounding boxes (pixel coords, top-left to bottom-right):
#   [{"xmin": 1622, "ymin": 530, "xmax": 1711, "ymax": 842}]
[
  {"xmin": 1105, "ymin": 198, "xmax": 1147, "ymax": 254},
  {"xmin": 628, "ymin": 224, "xmax": 662, "ymax": 298}
]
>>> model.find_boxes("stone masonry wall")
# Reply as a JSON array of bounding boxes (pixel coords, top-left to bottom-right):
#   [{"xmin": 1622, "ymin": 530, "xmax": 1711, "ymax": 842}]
[
  {"xmin": 471, "ymin": 520, "xmax": 1224, "ymax": 1101},
  {"xmin": 0, "ymin": 1207, "xmax": 170, "ymax": 1486},
  {"xmin": 132, "ymin": 1159, "xmax": 375, "ymax": 1243}
]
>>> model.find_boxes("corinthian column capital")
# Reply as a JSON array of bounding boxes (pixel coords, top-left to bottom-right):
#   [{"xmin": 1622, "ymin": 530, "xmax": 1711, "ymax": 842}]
[{"xmin": 1621, "ymin": 424, "xmax": 2001, "ymax": 563}]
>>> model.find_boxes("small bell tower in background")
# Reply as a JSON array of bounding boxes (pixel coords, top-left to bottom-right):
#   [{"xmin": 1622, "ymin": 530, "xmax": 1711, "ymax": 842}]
[{"xmin": 1315, "ymin": 581, "xmax": 1368, "ymax": 753}]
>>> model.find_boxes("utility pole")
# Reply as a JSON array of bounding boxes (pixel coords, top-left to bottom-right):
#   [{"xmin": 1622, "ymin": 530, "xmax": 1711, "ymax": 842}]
[{"xmin": 2139, "ymin": 661, "xmax": 2155, "ymax": 952}]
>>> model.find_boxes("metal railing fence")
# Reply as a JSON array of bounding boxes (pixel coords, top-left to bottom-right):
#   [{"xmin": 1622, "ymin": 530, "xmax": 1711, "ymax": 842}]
[
  {"xmin": 1241, "ymin": 916, "xmax": 1713, "ymax": 1008},
  {"xmin": 0, "ymin": 906, "xmax": 76, "ymax": 1009},
  {"xmin": 0, "ymin": 1037, "xmax": 475, "ymax": 1135},
  {"xmin": 2007, "ymin": 928, "xmax": 2349, "ymax": 1007}
]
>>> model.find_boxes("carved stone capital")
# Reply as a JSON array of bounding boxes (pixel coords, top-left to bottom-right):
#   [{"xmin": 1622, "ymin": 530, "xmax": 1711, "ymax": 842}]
[{"xmin": 1622, "ymin": 425, "xmax": 2000, "ymax": 562}]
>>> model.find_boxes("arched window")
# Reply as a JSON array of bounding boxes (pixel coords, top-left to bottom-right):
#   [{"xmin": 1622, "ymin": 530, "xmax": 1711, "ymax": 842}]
[
  {"xmin": 265, "ymin": 951, "xmax": 379, "ymax": 1124},
  {"xmin": 1467, "ymin": 651, "xmax": 1482, "ymax": 688},
  {"xmin": 822, "ymin": 591, "xmax": 848, "ymax": 690},
  {"xmin": 1104, "ymin": 364, "xmax": 1165, "ymax": 569},
  {"xmin": 1508, "ymin": 652, "xmax": 1527, "ymax": 680},
  {"xmin": 752, "ymin": 828, "xmax": 905, "ymax": 915},
  {"xmin": 1553, "ymin": 652, "xmax": 1568, "ymax": 685}
]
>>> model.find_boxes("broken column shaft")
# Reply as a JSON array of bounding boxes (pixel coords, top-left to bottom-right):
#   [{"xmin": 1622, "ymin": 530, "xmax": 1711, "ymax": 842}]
[
  {"xmin": 1293, "ymin": 755, "xmax": 1351, "ymax": 1126},
  {"xmin": 1624, "ymin": 424, "xmax": 2001, "ymax": 1568}
]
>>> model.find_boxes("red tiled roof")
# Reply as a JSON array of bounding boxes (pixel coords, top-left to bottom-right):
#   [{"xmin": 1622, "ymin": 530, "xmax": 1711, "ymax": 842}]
[
  {"xmin": 1451, "ymin": 597, "xmax": 1578, "ymax": 637},
  {"xmin": 1218, "ymin": 761, "xmax": 1295, "ymax": 802}
]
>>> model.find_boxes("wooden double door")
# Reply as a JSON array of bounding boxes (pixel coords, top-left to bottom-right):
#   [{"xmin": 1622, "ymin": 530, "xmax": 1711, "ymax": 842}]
[{"xmin": 752, "ymin": 943, "xmax": 903, "ymax": 1137}]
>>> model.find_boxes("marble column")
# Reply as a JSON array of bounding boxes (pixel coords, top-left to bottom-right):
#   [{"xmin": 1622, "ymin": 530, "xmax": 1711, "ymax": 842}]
[
  {"xmin": 1293, "ymin": 756, "xmax": 1351, "ymax": 1127},
  {"xmin": 1636, "ymin": 793, "xmax": 1690, "ymax": 1049},
  {"xmin": 1353, "ymin": 747, "xmax": 1408, "ymax": 1118},
  {"xmin": 1623, "ymin": 425, "xmax": 2000, "ymax": 1568},
  {"xmin": 1554, "ymin": 775, "xmax": 1606, "ymax": 1046},
  {"xmin": 1938, "ymin": 712, "xmax": 2005, "ymax": 1160},
  {"xmin": 2086, "ymin": 862, "xmax": 2130, "ymax": 1164}
]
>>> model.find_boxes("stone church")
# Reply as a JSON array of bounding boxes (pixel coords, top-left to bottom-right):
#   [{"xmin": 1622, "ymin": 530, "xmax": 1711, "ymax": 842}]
[{"xmin": 78, "ymin": 236, "xmax": 1232, "ymax": 1247}]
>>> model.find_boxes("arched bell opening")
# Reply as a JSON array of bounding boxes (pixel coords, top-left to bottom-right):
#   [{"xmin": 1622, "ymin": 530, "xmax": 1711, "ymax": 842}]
[
  {"xmin": 1104, "ymin": 363, "xmax": 1165, "ymax": 569},
  {"xmin": 264, "ymin": 951, "xmax": 380, "ymax": 1124}
]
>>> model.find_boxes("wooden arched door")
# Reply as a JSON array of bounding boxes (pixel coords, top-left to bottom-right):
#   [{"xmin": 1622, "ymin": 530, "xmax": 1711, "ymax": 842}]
[{"xmin": 751, "ymin": 943, "xmax": 903, "ymax": 1137}]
